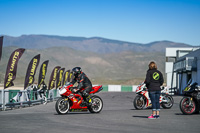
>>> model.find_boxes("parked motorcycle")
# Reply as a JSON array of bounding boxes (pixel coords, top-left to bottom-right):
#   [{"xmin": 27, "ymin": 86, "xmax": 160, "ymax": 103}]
[
  {"xmin": 133, "ymin": 82, "xmax": 174, "ymax": 109},
  {"xmin": 55, "ymin": 82, "xmax": 103, "ymax": 114},
  {"xmin": 179, "ymin": 79, "xmax": 200, "ymax": 115}
]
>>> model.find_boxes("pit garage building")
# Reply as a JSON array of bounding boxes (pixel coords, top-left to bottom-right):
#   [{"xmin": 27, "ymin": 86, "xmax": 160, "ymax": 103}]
[{"xmin": 165, "ymin": 47, "xmax": 200, "ymax": 94}]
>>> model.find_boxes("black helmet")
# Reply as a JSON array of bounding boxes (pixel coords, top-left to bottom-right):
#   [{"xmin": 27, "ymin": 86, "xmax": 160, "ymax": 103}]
[
  {"xmin": 72, "ymin": 67, "xmax": 82, "ymax": 76},
  {"xmin": 43, "ymin": 84, "xmax": 46, "ymax": 87}
]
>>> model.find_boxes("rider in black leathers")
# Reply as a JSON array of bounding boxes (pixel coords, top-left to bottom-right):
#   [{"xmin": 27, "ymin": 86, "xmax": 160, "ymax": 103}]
[{"xmin": 70, "ymin": 67, "xmax": 92, "ymax": 105}]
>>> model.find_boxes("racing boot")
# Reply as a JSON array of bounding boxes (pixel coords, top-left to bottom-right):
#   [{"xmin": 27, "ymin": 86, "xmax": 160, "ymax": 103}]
[
  {"xmin": 85, "ymin": 95, "xmax": 92, "ymax": 106},
  {"xmin": 80, "ymin": 95, "xmax": 92, "ymax": 107}
]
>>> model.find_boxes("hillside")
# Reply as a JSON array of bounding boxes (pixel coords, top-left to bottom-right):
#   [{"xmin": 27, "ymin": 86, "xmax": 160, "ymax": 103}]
[
  {"xmin": 3, "ymin": 35, "xmax": 190, "ymax": 53},
  {"xmin": 1, "ymin": 34, "xmax": 192, "ymax": 87},
  {"xmin": 0, "ymin": 46, "xmax": 165, "ymax": 86}
]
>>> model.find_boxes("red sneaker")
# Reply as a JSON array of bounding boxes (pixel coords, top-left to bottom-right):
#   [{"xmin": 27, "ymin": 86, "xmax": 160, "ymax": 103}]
[{"xmin": 148, "ymin": 114, "xmax": 156, "ymax": 119}]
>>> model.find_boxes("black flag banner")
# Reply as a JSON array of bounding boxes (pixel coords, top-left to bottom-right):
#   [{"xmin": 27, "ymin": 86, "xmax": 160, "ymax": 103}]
[
  {"xmin": 0, "ymin": 36, "xmax": 3, "ymax": 61},
  {"xmin": 62, "ymin": 70, "xmax": 70, "ymax": 86},
  {"xmin": 48, "ymin": 66, "xmax": 61, "ymax": 90},
  {"xmin": 24, "ymin": 54, "xmax": 40, "ymax": 89},
  {"xmin": 69, "ymin": 72, "xmax": 74, "ymax": 82},
  {"xmin": 38, "ymin": 60, "xmax": 49, "ymax": 88},
  {"xmin": 56, "ymin": 68, "xmax": 65, "ymax": 88},
  {"xmin": 4, "ymin": 48, "xmax": 25, "ymax": 89}
]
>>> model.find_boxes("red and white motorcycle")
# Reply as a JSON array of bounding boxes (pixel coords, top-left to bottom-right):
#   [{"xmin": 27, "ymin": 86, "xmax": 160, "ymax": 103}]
[{"xmin": 133, "ymin": 82, "xmax": 174, "ymax": 109}]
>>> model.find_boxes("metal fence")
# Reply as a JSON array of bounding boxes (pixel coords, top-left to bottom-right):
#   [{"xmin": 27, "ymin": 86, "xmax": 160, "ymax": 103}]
[{"xmin": 0, "ymin": 89, "xmax": 60, "ymax": 111}]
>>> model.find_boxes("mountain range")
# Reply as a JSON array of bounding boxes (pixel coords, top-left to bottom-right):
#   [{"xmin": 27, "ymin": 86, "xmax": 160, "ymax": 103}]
[
  {"xmin": 3, "ymin": 35, "xmax": 190, "ymax": 53},
  {"xmin": 0, "ymin": 35, "xmax": 193, "ymax": 86}
]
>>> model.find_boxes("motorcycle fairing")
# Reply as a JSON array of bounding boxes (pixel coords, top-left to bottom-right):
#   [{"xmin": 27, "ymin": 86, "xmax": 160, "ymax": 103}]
[
  {"xmin": 70, "ymin": 85, "xmax": 103, "ymax": 109},
  {"xmin": 69, "ymin": 93, "xmax": 87, "ymax": 109},
  {"xmin": 90, "ymin": 85, "xmax": 103, "ymax": 94},
  {"xmin": 143, "ymin": 91, "xmax": 151, "ymax": 107},
  {"xmin": 139, "ymin": 90, "xmax": 151, "ymax": 107},
  {"xmin": 60, "ymin": 84, "xmax": 103, "ymax": 110},
  {"xmin": 135, "ymin": 83, "xmax": 151, "ymax": 107},
  {"xmin": 59, "ymin": 84, "xmax": 73, "ymax": 96},
  {"xmin": 70, "ymin": 109, "xmax": 88, "ymax": 112}
]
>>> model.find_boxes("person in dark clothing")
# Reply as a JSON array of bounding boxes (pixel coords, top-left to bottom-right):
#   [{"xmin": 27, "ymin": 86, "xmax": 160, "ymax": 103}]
[
  {"xmin": 32, "ymin": 84, "xmax": 38, "ymax": 100},
  {"xmin": 39, "ymin": 83, "xmax": 47, "ymax": 97},
  {"xmin": 70, "ymin": 67, "xmax": 92, "ymax": 106},
  {"xmin": 145, "ymin": 61, "xmax": 164, "ymax": 119}
]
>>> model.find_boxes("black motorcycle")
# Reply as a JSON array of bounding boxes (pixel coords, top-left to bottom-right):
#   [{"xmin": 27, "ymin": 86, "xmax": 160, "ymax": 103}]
[{"xmin": 179, "ymin": 79, "xmax": 200, "ymax": 115}]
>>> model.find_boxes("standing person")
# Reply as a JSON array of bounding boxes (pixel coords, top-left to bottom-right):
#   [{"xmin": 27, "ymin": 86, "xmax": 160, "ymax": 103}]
[
  {"xmin": 39, "ymin": 82, "xmax": 47, "ymax": 98},
  {"xmin": 145, "ymin": 61, "xmax": 164, "ymax": 119},
  {"xmin": 32, "ymin": 84, "xmax": 38, "ymax": 100}
]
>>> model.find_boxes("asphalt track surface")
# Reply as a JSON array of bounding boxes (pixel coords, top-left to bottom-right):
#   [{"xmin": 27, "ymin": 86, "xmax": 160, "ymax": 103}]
[{"xmin": 0, "ymin": 92, "xmax": 200, "ymax": 133}]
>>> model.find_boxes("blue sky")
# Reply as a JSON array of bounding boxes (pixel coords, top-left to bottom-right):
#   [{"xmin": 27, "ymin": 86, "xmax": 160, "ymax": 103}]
[{"xmin": 0, "ymin": 0, "xmax": 200, "ymax": 45}]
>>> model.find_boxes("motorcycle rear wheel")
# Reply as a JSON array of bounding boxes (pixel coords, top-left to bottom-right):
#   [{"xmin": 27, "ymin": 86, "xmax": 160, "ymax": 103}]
[
  {"xmin": 180, "ymin": 97, "xmax": 196, "ymax": 115},
  {"xmin": 161, "ymin": 95, "xmax": 174, "ymax": 109},
  {"xmin": 55, "ymin": 97, "xmax": 70, "ymax": 114},
  {"xmin": 88, "ymin": 95, "xmax": 103, "ymax": 113},
  {"xmin": 133, "ymin": 95, "xmax": 146, "ymax": 110}
]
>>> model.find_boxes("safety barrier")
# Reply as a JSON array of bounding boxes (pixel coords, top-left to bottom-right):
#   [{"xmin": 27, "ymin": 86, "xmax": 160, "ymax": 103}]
[
  {"xmin": 101, "ymin": 85, "xmax": 138, "ymax": 92},
  {"xmin": 101, "ymin": 85, "xmax": 172, "ymax": 95},
  {"xmin": 0, "ymin": 85, "xmax": 173, "ymax": 110},
  {"xmin": 0, "ymin": 89, "xmax": 60, "ymax": 111},
  {"xmin": 0, "ymin": 85, "xmax": 138, "ymax": 111},
  {"xmin": 0, "ymin": 85, "xmax": 172, "ymax": 111}
]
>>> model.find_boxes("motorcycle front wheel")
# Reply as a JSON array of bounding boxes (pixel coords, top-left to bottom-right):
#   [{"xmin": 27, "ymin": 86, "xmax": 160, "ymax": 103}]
[
  {"xmin": 180, "ymin": 97, "xmax": 196, "ymax": 115},
  {"xmin": 133, "ymin": 95, "xmax": 146, "ymax": 110},
  {"xmin": 55, "ymin": 97, "xmax": 70, "ymax": 114},
  {"xmin": 161, "ymin": 95, "xmax": 174, "ymax": 109},
  {"xmin": 88, "ymin": 95, "xmax": 103, "ymax": 113}
]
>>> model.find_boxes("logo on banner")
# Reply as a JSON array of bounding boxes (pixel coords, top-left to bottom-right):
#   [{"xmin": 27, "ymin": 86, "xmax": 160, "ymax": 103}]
[{"xmin": 6, "ymin": 52, "xmax": 20, "ymax": 87}]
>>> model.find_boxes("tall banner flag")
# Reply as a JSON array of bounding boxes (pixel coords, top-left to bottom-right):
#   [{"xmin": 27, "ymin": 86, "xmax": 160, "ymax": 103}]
[
  {"xmin": 56, "ymin": 68, "xmax": 65, "ymax": 88},
  {"xmin": 24, "ymin": 54, "xmax": 40, "ymax": 89},
  {"xmin": 38, "ymin": 60, "xmax": 49, "ymax": 88},
  {"xmin": 48, "ymin": 66, "xmax": 61, "ymax": 90},
  {"xmin": 4, "ymin": 48, "xmax": 25, "ymax": 89},
  {"xmin": 62, "ymin": 70, "xmax": 70, "ymax": 85},
  {"xmin": 0, "ymin": 36, "xmax": 3, "ymax": 61},
  {"xmin": 69, "ymin": 72, "xmax": 74, "ymax": 82}
]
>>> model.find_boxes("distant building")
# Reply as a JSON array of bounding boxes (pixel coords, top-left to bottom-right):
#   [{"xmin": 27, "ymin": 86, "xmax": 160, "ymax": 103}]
[{"xmin": 165, "ymin": 47, "xmax": 200, "ymax": 94}]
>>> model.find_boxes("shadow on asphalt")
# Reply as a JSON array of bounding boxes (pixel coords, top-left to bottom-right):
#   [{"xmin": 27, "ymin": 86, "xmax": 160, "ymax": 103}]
[
  {"xmin": 54, "ymin": 112, "xmax": 91, "ymax": 115},
  {"xmin": 130, "ymin": 108, "xmax": 151, "ymax": 110},
  {"xmin": 132, "ymin": 115, "xmax": 148, "ymax": 118},
  {"xmin": 175, "ymin": 113, "xmax": 200, "ymax": 115},
  {"xmin": 175, "ymin": 113, "xmax": 186, "ymax": 115}
]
